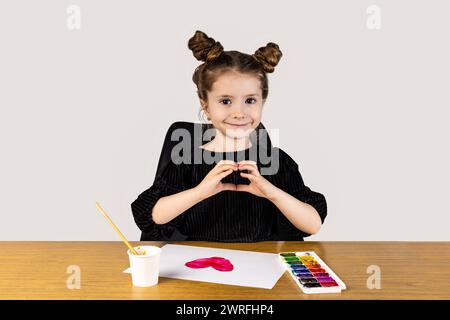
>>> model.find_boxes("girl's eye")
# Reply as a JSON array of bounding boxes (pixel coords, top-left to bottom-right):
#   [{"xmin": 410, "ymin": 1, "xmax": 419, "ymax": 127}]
[{"xmin": 220, "ymin": 98, "xmax": 257, "ymax": 105}]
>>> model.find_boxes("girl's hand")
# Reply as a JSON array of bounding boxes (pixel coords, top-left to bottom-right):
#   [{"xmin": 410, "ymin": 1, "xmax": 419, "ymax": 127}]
[
  {"xmin": 194, "ymin": 160, "xmax": 239, "ymax": 200},
  {"xmin": 236, "ymin": 160, "xmax": 280, "ymax": 200}
]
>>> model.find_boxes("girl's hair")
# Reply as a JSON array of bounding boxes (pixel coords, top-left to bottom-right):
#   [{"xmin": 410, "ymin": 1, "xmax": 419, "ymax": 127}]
[{"xmin": 188, "ymin": 30, "xmax": 283, "ymax": 118}]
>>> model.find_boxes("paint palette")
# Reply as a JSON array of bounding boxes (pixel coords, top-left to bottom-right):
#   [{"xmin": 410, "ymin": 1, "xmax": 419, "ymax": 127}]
[{"xmin": 279, "ymin": 251, "xmax": 346, "ymax": 294}]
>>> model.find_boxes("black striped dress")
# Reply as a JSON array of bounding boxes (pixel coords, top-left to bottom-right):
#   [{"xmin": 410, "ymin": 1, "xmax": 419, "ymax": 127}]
[{"xmin": 131, "ymin": 142, "xmax": 327, "ymax": 242}]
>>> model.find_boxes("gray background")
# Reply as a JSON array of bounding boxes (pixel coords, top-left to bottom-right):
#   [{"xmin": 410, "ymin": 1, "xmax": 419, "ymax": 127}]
[{"xmin": 0, "ymin": 0, "xmax": 448, "ymax": 240}]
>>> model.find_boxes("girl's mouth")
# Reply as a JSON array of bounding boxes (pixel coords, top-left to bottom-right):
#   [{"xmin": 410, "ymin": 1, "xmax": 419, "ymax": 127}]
[{"xmin": 225, "ymin": 122, "xmax": 251, "ymax": 127}]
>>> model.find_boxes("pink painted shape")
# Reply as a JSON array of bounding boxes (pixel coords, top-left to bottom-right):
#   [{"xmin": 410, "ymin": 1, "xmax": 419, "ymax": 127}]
[{"xmin": 185, "ymin": 256, "xmax": 234, "ymax": 272}]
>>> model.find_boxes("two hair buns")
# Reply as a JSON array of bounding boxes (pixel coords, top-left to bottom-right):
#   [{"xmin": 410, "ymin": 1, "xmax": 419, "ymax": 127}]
[{"xmin": 188, "ymin": 30, "xmax": 282, "ymax": 73}]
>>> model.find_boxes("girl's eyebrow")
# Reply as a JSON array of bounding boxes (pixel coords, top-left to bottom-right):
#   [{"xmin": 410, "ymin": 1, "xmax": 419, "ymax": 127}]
[{"xmin": 217, "ymin": 94, "xmax": 259, "ymax": 98}]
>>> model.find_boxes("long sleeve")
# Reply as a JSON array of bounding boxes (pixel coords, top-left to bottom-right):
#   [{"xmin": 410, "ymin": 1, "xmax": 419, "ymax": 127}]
[
  {"xmin": 273, "ymin": 148, "xmax": 328, "ymax": 239},
  {"xmin": 131, "ymin": 161, "xmax": 189, "ymax": 240}
]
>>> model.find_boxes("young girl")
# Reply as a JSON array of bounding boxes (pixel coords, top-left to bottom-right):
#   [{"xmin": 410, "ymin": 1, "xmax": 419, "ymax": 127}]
[{"xmin": 131, "ymin": 30, "xmax": 327, "ymax": 242}]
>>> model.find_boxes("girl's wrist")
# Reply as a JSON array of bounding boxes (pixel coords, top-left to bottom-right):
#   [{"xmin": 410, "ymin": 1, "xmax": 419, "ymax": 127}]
[
  {"xmin": 191, "ymin": 186, "xmax": 207, "ymax": 203},
  {"xmin": 266, "ymin": 186, "xmax": 283, "ymax": 203}
]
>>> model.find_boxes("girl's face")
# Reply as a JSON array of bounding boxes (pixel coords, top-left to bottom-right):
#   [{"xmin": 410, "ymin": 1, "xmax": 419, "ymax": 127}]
[{"xmin": 201, "ymin": 71, "xmax": 265, "ymax": 141}]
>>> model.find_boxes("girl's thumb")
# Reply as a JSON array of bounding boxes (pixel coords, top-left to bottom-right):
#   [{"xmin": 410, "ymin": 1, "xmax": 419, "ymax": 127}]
[{"xmin": 221, "ymin": 183, "xmax": 237, "ymax": 192}]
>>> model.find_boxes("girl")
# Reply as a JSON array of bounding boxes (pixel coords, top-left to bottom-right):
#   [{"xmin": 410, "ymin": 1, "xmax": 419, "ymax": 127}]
[{"xmin": 131, "ymin": 30, "xmax": 327, "ymax": 242}]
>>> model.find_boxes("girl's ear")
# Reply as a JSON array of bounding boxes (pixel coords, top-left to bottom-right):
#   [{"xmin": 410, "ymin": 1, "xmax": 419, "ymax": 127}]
[{"xmin": 200, "ymin": 99, "xmax": 210, "ymax": 120}]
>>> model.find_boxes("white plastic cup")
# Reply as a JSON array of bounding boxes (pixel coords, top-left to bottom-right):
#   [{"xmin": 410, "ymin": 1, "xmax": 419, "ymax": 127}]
[{"xmin": 127, "ymin": 245, "xmax": 161, "ymax": 287}]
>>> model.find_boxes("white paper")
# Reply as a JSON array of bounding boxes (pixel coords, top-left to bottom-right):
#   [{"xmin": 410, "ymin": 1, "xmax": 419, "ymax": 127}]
[{"xmin": 123, "ymin": 244, "xmax": 285, "ymax": 289}]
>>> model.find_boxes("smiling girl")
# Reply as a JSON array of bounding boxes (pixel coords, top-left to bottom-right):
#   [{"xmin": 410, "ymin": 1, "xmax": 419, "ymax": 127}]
[{"xmin": 131, "ymin": 30, "xmax": 327, "ymax": 242}]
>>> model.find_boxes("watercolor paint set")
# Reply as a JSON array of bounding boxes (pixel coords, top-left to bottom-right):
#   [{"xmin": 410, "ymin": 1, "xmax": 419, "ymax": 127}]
[{"xmin": 279, "ymin": 251, "xmax": 346, "ymax": 294}]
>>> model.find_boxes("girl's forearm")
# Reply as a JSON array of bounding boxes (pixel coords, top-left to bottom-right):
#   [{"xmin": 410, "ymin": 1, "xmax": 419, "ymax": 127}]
[
  {"xmin": 152, "ymin": 187, "xmax": 205, "ymax": 224},
  {"xmin": 268, "ymin": 188, "xmax": 322, "ymax": 235}
]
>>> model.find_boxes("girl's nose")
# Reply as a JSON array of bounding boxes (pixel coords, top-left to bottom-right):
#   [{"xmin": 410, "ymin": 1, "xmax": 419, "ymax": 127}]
[{"xmin": 231, "ymin": 112, "xmax": 246, "ymax": 120}]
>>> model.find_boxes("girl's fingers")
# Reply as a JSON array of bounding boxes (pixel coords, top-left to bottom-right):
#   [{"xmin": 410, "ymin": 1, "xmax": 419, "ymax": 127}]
[
  {"xmin": 218, "ymin": 168, "xmax": 234, "ymax": 179},
  {"xmin": 220, "ymin": 160, "xmax": 237, "ymax": 165},
  {"xmin": 237, "ymin": 160, "xmax": 257, "ymax": 170},
  {"xmin": 238, "ymin": 164, "xmax": 259, "ymax": 175},
  {"xmin": 212, "ymin": 160, "xmax": 238, "ymax": 173},
  {"xmin": 240, "ymin": 172, "xmax": 256, "ymax": 181},
  {"xmin": 235, "ymin": 184, "xmax": 251, "ymax": 193},
  {"xmin": 216, "ymin": 160, "xmax": 237, "ymax": 168},
  {"xmin": 214, "ymin": 164, "xmax": 238, "ymax": 175}
]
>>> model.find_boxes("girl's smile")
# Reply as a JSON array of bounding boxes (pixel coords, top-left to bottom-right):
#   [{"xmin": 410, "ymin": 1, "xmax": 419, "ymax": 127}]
[{"xmin": 224, "ymin": 122, "xmax": 252, "ymax": 127}]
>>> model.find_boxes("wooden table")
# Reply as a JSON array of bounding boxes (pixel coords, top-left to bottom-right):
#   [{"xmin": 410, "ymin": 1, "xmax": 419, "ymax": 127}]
[{"xmin": 0, "ymin": 241, "xmax": 449, "ymax": 300}]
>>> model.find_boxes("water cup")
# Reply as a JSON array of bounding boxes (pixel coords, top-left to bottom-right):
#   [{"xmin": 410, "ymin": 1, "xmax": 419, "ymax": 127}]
[{"xmin": 127, "ymin": 245, "xmax": 161, "ymax": 287}]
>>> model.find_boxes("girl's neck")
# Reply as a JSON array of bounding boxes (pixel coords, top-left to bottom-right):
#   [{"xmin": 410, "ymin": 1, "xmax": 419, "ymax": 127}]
[{"xmin": 202, "ymin": 129, "xmax": 252, "ymax": 152}]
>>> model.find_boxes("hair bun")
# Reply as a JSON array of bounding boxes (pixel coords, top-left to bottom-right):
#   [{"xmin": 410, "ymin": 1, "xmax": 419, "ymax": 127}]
[
  {"xmin": 188, "ymin": 30, "xmax": 224, "ymax": 63},
  {"xmin": 252, "ymin": 42, "xmax": 283, "ymax": 73}
]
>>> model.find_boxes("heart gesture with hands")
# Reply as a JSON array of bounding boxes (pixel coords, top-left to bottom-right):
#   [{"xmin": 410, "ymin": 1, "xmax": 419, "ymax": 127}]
[{"xmin": 195, "ymin": 159, "xmax": 279, "ymax": 201}]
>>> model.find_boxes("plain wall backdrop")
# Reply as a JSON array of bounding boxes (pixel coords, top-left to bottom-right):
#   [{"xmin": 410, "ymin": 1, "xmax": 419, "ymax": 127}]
[{"xmin": 0, "ymin": 0, "xmax": 449, "ymax": 240}]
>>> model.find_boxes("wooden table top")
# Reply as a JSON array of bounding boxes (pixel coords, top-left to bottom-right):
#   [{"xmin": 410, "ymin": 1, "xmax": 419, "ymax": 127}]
[{"xmin": 0, "ymin": 241, "xmax": 449, "ymax": 300}]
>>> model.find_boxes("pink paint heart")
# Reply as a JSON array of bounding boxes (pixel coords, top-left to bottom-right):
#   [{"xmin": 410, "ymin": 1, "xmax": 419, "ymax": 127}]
[{"xmin": 185, "ymin": 256, "xmax": 234, "ymax": 272}]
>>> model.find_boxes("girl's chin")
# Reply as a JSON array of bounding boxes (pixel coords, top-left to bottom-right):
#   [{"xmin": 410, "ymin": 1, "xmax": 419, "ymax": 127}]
[
  {"xmin": 223, "ymin": 126, "xmax": 253, "ymax": 133},
  {"xmin": 224, "ymin": 131, "xmax": 251, "ymax": 139}
]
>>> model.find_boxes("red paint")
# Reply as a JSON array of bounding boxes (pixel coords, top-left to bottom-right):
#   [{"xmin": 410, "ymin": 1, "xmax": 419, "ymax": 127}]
[
  {"xmin": 320, "ymin": 281, "xmax": 339, "ymax": 287},
  {"xmin": 185, "ymin": 256, "xmax": 234, "ymax": 272}
]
